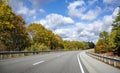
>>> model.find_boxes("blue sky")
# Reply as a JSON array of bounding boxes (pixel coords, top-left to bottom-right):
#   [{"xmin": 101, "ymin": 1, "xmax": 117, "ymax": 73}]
[{"xmin": 10, "ymin": 0, "xmax": 120, "ymax": 43}]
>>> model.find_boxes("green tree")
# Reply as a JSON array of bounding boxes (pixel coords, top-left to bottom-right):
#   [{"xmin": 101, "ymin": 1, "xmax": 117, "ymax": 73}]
[
  {"xmin": 112, "ymin": 7, "xmax": 120, "ymax": 55},
  {"xmin": 88, "ymin": 42, "xmax": 95, "ymax": 49},
  {"xmin": 108, "ymin": 31, "xmax": 116, "ymax": 52},
  {"xmin": 114, "ymin": 27, "xmax": 120, "ymax": 55}
]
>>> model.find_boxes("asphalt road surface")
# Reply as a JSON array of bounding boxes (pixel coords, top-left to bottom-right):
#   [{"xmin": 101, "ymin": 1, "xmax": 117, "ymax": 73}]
[{"xmin": 0, "ymin": 50, "xmax": 120, "ymax": 73}]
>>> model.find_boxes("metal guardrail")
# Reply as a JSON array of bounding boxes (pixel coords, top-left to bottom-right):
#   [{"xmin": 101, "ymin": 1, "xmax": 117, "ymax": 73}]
[
  {"xmin": 0, "ymin": 50, "xmax": 52, "ymax": 60},
  {"xmin": 86, "ymin": 52, "xmax": 120, "ymax": 67},
  {"xmin": 0, "ymin": 51, "xmax": 51, "ymax": 54}
]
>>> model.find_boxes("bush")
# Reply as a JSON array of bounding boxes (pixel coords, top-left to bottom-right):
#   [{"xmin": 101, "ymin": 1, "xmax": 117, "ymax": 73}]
[{"xmin": 24, "ymin": 43, "xmax": 49, "ymax": 51}]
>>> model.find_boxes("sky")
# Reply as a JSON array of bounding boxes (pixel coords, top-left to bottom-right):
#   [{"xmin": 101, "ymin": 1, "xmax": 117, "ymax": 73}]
[{"xmin": 9, "ymin": 0, "xmax": 120, "ymax": 43}]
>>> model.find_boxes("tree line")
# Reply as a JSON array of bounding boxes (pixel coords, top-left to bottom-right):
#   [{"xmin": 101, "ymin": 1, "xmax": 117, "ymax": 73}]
[
  {"xmin": 0, "ymin": 0, "xmax": 94, "ymax": 51},
  {"xmin": 95, "ymin": 7, "xmax": 120, "ymax": 56}
]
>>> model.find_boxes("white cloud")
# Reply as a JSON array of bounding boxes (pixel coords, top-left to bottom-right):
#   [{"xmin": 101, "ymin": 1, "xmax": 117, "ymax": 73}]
[
  {"xmin": 103, "ymin": 0, "xmax": 120, "ymax": 5},
  {"xmin": 16, "ymin": 3, "xmax": 29, "ymax": 15},
  {"xmin": 112, "ymin": 7, "xmax": 119, "ymax": 18},
  {"xmin": 29, "ymin": 9, "xmax": 36, "ymax": 15},
  {"xmin": 33, "ymin": 16, "xmax": 36, "ymax": 20},
  {"xmin": 10, "ymin": 0, "xmax": 119, "ymax": 43},
  {"xmin": 28, "ymin": 0, "xmax": 56, "ymax": 7},
  {"xmin": 103, "ymin": 0, "xmax": 114, "ymax": 4},
  {"xmin": 81, "ymin": 7, "xmax": 101, "ymax": 20},
  {"xmin": 15, "ymin": 2, "xmax": 36, "ymax": 16},
  {"xmin": 39, "ymin": 9, "xmax": 45, "ymax": 13},
  {"xmin": 39, "ymin": 13, "xmax": 74, "ymax": 29},
  {"xmin": 68, "ymin": 0, "xmax": 101, "ymax": 21},
  {"xmin": 88, "ymin": 0, "xmax": 98, "ymax": 5},
  {"xmin": 54, "ymin": 7, "xmax": 119, "ymax": 43},
  {"xmin": 68, "ymin": 0, "xmax": 85, "ymax": 18}
]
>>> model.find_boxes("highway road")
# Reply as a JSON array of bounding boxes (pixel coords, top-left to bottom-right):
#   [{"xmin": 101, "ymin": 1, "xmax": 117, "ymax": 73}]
[{"xmin": 0, "ymin": 50, "xmax": 120, "ymax": 73}]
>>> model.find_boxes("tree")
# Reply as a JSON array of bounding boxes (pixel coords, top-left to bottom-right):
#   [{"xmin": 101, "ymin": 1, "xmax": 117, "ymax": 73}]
[
  {"xmin": 27, "ymin": 23, "xmax": 63, "ymax": 50},
  {"xmin": 63, "ymin": 40, "xmax": 89, "ymax": 50},
  {"xmin": 114, "ymin": 27, "xmax": 120, "ymax": 55},
  {"xmin": 108, "ymin": 31, "xmax": 116, "ymax": 52},
  {"xmin": 95, "ymin": 31, "xmax": 109, "ymax": 53},
  {"xmin": 95, "ymin": 39, "xmax": 104, "ymax": 53},
  {"xmin": 88, "ymin": 42, "xmax": 95, "ymax": 49},
  {"xmin": 112, "ymin": 7, "xmax": 120, "ymax": 55},
  {"xmin": 0, "ymin": 0, "xmax": 31, "ymax": 51}
]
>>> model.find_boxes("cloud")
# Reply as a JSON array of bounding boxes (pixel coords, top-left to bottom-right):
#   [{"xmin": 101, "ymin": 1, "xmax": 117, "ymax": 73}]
[
  {"xmin": 112, "ymin": 7, "xmax": 119, "ymax": 18},
  {"xmin": 88, "ymin": 0, "xmax": 98, "ymax": 5},
  {"xmin": 103, "ymin": 0, "xmax": 118, "ymax": 4},
  {"xmin": 81, "ymin": 7, "xmax": 101, "ymax": 20},
  {"xmin": 68, "ymin": 0, "xmax": 85, "ymax": 18},
  {"xmin": 17, "ymin": 5, "xmax": 29, "ymax": 15},
  {"xmin": 28, "ymin": 0, "xmax": 56, "ymax": 7},
  {"xmin": 38, "ymin": 13, "xmax": 74, "ymax": 29},
  {"xmin": 103, "ymin": 0, "xmax": 114, "ymax": 4},
  {"xmin": 11, "ymin": 1, "xmax": 36, "ymax": 16},
  {"xmin": 39, "ymin": 9, "xmax": 45, "ymax": 13},
  {"xmin": 33, "ymin": 16, "xmax": 37, "ymax": 20},
  {"xmin": 54, "ymin": 7, "xmax": 119, "ymax": 43},
  {"xmin": 9, "ymin": 0, "xmax": 119, "ymax": 43},
  {"xmin": 68, "ymin": 0, "xmax": 101, "ymax": 21},
  {"xmin": 103, "ymin": 0, "xmax": 120, "ymax": 5}
]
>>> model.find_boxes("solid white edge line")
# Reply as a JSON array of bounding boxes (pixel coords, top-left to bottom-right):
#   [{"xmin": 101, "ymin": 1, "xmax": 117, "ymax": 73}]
[
  {"xmin": 33, "ymin": 61, "xmax": 45, "ymax": 66},
  {"xmin": 77, "ymin": 54, "xmax": 85, "ymax": 73}
]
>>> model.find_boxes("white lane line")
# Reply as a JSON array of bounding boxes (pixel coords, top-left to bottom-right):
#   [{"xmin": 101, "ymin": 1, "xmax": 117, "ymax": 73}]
[
  {"xmin": 57, "ymin": 55, "xmax": 61, "ymax": 57},
  {"xmin": 33, "ymin": 61, "xmax": 45, "ymax": 66},
  {"xmin": 77, "ymin": 54, "xmax": 85, "ymax": 73}
]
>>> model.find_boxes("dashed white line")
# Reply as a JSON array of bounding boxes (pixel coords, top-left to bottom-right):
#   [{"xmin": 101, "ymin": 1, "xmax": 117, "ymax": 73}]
[
  {"xmin": 57, "ymin": 55, "xmax": 61, "ymax": 57},
  {"xmin": 33, "ymin": 61, "xmax": 45, "ymax": 66},
  {"xmin": 77, "ymin": 54, "xmax": 85, "ymax": 73}
]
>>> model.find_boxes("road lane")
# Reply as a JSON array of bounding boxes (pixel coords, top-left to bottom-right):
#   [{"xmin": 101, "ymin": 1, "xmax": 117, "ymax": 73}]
[
  {"xmin": 1, "ymin": 50, "xmax": 119, "ymax": 73},
  {"xmin": 20, "ymin": 51, "xmax": 83, "ymax": 73},
  {"xmin": 0, "ymin": 51, "xmax": 85, "ymax": 73}
]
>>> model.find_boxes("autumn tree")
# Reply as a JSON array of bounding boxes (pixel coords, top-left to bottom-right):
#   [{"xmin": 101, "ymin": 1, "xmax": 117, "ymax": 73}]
[
  {"xmin": 27, "ymin": 23, "xmax": 64, "ymax": 50},
  {"xmin": 0, "ymin": 0, "xmax": 31, "ymax": 51},
  {"xmin": 63, "ymin": 40, "xmax": 89, "ymax": 50},
  {"xmin": 95, "ymin": 31, "xmax": 109, "ymax": 53},
  {"xmin": 95, "ymin": 39, "xmax": 104, "ymax": 53}
]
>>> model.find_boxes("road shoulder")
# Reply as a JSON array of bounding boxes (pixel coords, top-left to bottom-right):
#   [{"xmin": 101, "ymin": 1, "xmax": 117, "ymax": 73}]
[{"xmin": 80, "ymin": 51, "xmax": 120, "ymax": 73}]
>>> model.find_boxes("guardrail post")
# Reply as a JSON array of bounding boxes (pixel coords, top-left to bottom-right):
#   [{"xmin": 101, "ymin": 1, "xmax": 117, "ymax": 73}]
[
  {"xmin": 104, "ymin": 56, "xmax": 106, "ymax": 62},
  {"xmin": 114, "ymin": 58, "xmax": 117, "ymax": 66},
  {"xmin": 16, "ymin": 54, "xmax": 18, "ymax": 57},
  {"xmin": 102, "ymin": 57, "xmax": 104, "ymax": 61},
  {"xmin": 0, "ymin": 55, "xmax": 3, "ymax": 60},
  {"xmin": 100, "ymin": 57, "xmax": 102, "ymax": 61},
  {"xmin": 9, "ymin": 54, "xmax": 12, "ymax": 58},
  {"xmin": 98, "ymin": 56, "xmax": 100, "ymax": 60},
  {"xmin": 108, "ymin": 57, "xmax": 111, "ymax": 64},
  {"xmin": 22, "ymin": 53, "xmax": 24, "ymax": 56}
]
